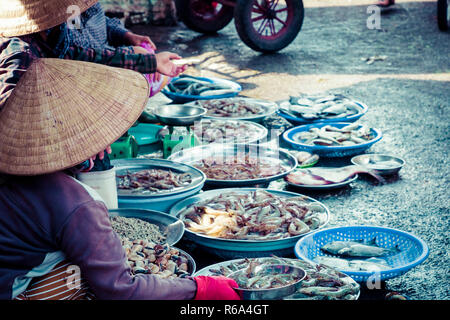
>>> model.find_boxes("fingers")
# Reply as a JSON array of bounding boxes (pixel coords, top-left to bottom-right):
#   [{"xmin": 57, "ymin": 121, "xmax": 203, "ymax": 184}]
[
  {"xmin": 87, "ymin": 158, "xmax": 94, "ymax": 171},
  {"xmin": 165, "ymin": 52, "xmax": 182, "ymax": 60},
  {"xmin": 106, "ymin": 146, "xmax": 112, "ymax": 154}
]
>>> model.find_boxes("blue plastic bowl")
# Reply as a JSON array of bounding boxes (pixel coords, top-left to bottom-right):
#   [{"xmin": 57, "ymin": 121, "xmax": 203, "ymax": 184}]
[
  {"xmin": 161, "ymin": 76, "xmax": 242, "ymax": 104},
  {"xmin": 279, "ymin": 101, "xmax": 368, "ymax": 126},
  {"xmin": 282, "ymin": 122, "xmax": 382, "ymax": 158},
  {"xmin": 294, "ymin": 225, "xmax": 429, "ymax": 283}
]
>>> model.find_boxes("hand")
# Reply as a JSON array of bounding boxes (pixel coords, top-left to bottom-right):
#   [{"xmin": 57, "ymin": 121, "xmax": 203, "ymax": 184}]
[
  {"xmin": 124, "ymin": 32, "xmax": 156, "ymax": 50},
  {"xmin": 83, "ymin": 146, "xmax": 112, "ymax": 172},
  {"xmin": 155, "ymin": 52, "xmax": 188, "ymax": 77},
  {"xmin": 193, "ymin": 276, "xmax": 242, "ymax": 300}
]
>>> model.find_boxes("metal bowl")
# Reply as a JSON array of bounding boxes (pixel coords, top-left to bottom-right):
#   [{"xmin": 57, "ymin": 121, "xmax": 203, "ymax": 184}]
[
  {"xmin": 109, "ymin": 208, "xmax": 185, "ymax": 246},
  {"xmin": 191, "ymin": 118, "xmax": 268, "ymax": 145},
  {"xmin": 278, "ymin": 100, "xmax": 368, "ymax": 125},
  {"xmin": 285, "ymin": 169, "xmax": 359, "ymax": 191},
  {"xmin": 112, "ymin": 158, "xmax": 206, "ymax": 198},
  {"xmin": 186, "ymin": 97, "xmax": 278, "ymax": 123},
  {"xmin": 112, "ymin": 158, "xmax": 206, "ymax": 213},
  {"xmin": 193, "ymin": 257, "xmax": 360, "ymax": 300},
  {"xmin": 294, "ymin": 225, "xmax": 429, "ymax": 283},
  {"xmin": 228, "ymin": 264, "xmax": 306, "ymax": 300},
  {"xmin": 174, "ymin": 246, "xmax": 197, "ymax": 275},
  {"xmin": 168, "ymin": 144, "xmax": 298, "ymax": 187},
  {"xmin": 351, "ymin": 154, "xmax": 405, "ymax": 176},
  {"xmin": 153, "ymin": 104, "xmax": 207, "ymax": 126},
  {"xmin": 169, "ymin": 188, "xmax": 330, "ymax": 259}
]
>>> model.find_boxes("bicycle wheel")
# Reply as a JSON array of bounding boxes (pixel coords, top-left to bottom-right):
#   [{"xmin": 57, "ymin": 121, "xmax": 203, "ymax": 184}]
[
  {"xmin": 175, "ymin": 0, "xmax": 235, "ymax": 34},
  {"xmin": 234, "ymin": 0, "xmax": 304, "ymax": 52},
  {"xmin": 437, "ymin": 0, "xmax": 449, "ymax": 31}
]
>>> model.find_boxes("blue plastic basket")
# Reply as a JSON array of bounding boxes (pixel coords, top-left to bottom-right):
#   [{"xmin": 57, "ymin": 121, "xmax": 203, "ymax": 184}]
[
  {"xmin": 279, "ymin": 101, "xmax": 368, "ymax": 125},
  {"xmin": 294, "ymin": 226, "xmax": 429, "ymax": 283},
  {"xmin": 161, "ymin": 76, "xmax": 241, "ymax": 104},
  {"xmin": 282, "ymin": 122, "xmax": 382, "ymax": 158}
]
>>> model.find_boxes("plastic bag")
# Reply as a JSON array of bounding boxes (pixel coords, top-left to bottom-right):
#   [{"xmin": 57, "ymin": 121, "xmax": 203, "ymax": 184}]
[{"xmin": 141, "ymin": 42, "xmax": 172, "ymax": 97}]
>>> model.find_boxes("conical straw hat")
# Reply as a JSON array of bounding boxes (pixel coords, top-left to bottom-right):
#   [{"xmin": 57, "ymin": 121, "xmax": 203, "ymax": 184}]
[
  {"xmin": 0, "ymin": 58, "xmax": 149, "ymax": 175},
  {"xmin": 0, "ymin": 0, "xmax": 98, "ymax": 37}
]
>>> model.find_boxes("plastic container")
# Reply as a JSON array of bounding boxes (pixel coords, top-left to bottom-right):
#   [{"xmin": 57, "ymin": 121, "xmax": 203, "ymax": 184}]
[
  {"xmin": 294, "ymin": 225, "xmax": 429, "ymax": 283},
  {"xmin": 77, "ymin": 167, "xmax": 118, "ymax": 209},
  {"xmin": 278, "ymin": 101, "xmax": 368, "ymax": 125},
  {"xmin": 141, "ymin": 42, "xmax": 172, "ymax": 97},
  {"xmin": 282, "ymin": 122, "xmax": 382, "ymax": 158}
]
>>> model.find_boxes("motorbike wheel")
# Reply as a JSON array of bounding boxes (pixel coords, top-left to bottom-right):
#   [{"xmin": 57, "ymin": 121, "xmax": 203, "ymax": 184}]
[
  {"xmin": 437, "ymin": 0, "xmax": 449, "ymax": 31},
  {"xmin": 175, "ymin": 0, "xmax": 234, "ymax": 34},
  {"xmin": 234, "ymin": 0, "xmax": 304, "ymax": 53}
]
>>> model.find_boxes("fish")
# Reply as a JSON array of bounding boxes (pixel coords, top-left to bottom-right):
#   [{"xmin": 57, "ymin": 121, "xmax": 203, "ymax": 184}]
[
  {"xmin": 117, "ymin": 169, "xmax": 193, "ymax": 194},
  {"xmin": 281, "ymin": 94, "xmax": 361, "ymax": 120},
  {"xmin": 321, "ymin": 239, "xmax": 400, "ymax": 257},
  {"xmin": 314, "ymin": 256, "xmax": 391, "ymax": 272},
  {"xmin": 285, "ymin": 165, "xmax": 384, "ymax": 186},
  {"xmin": 166, "ymin": 75, "xmax": 237, "ymax": 96},
  {"xmin": 293, "ymin": 124, "xmax": 375, "ymax": 146},
  {"xmin": 194, "ymin": 98, "xmax": 266, "ymax": 118}
]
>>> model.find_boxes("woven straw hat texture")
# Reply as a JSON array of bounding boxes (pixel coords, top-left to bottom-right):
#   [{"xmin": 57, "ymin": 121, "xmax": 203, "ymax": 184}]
[
  {"xmin": 0, "ymin": 0, "xmax": 98, "ymax": 37},
  {"xmin": 0, "ymin": 58, "xmax": 149, "ymax": 175}
]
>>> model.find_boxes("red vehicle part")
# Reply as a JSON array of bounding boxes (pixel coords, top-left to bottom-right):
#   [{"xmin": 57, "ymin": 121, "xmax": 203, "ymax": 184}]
[
  {"xmin": 175, "ymin": 0, "xmax": 234, "ymax": 33},
  {"xmin": 234, "ymin": 0, "xmax": 304, "ymax": 52},
  {"xmin": 175, "ymin": 0, "xmax": 304, "ymax": 52}
]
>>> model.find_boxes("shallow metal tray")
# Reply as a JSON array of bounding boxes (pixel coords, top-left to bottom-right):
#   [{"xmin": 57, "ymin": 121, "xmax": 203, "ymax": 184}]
[
  {"xmin": 168, "ymin": 144, "xmax": 298, "ymax": 187},
  {"xmin": 351, "ymin": 153, "xmax": 405, "ymax": 176},
  {"xmin": 112, "ymin": 158, "xmax": 206, "ymax": 198},
  {"xmin": 169, "ymin": 188, "xmax": 330, "ymax": 259},
  {"xmin": 191, "ymin": 118, "xmax": 268, "ymax": 145},
  {"xmin": 109, "ymin": 208, "xmax": 185, "ymax": 246},
  {"xmin": 186, "ymin": 97, "xmax": 278, "ymax": 123}
]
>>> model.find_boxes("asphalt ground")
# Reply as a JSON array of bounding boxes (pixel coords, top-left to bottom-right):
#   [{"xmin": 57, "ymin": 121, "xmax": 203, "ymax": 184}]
[{"xmin": 130, "ymin": 0, "xmax": 449, "ymax": 300}]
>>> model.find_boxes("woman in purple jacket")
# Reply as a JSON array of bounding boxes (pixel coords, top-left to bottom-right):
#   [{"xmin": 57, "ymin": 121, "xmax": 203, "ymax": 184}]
[{"xmin": 0, "ymin": 57, "xmax": 240, "ymax": 301}]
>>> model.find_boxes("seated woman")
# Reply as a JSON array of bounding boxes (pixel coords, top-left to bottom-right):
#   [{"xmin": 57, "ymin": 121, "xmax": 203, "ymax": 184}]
[{"xmin": 0, "ymin": 58, "xmax": 240, "ymax": 300}]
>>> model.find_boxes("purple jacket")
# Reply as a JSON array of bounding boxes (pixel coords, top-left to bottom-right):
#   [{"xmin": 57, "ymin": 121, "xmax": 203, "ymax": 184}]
[{"xmin": 0, "ymin": 172, "xmax": 197, "ymax": 300}]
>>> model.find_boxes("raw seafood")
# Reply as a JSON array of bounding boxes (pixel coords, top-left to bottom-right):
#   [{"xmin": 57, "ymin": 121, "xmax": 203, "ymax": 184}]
[
  {"xmin": 110, "ymin": 216, "xmax": 167, "ymax": 244},
  {"xmin": 285, "ymin": 165, "xmax": 383, "ymax": 186},
  {"xmin": 121, "ymin": 238, "xmax": 192, "ymax": 278},
  {"xmin": 178, "ymin": 190, "xmax": 328, "ymax": 240},
  {"xmin": 165, "ymin": 75, "xmax": 238, "ymax": 96},
  {"xmin": 314, "ymin": 256, "xmax": 391, "ymax": 272},
  {"xmin": 194, "ymin": 98, "xmax": 266, "ymax": 118},
  {"xmin": 230, "ymin": 263, "xmax": 301, "ymax": 290},
  {"xmin": 117, "ymin": 169, "xmax": 193, "ymax": 194},
  {"xmin": 292, "ymin": 123, "xmax": 375, "ymax": 146},
  {"xmin": 321, "ymin": 239, "xmax": 400, "ymax": 257},
  {"xmin": 203, "ymin": 256, "xmax": 360, "ymax": 300},
  {"xmin": 192, "ymin": 155, "xmax": 288, "ymax": 181},
  {"xmin": 191, "ymin": 119, "xmax": 266, "ymax": 144},
  {"xmin": 279, "ymin": 93, "xmax": 362, "ymax": 120},
  {"xmin": 289, "ymin": 150, "xmax": 320, "ymax": 166}
]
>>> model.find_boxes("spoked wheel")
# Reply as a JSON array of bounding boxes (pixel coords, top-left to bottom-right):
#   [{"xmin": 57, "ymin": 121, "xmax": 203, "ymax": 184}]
[
  {"xmin": 175, "ymin": 0, "xmax": 234, "ymax": 34},
  {"xmin": 437, "ymin": 0, "xmax": 449, "ymax": 31},
  {"xmin": 234, "ymin": 0, "xmax": 304, "ymax": 52}
]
